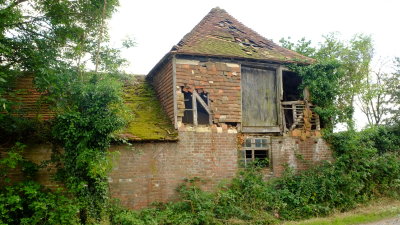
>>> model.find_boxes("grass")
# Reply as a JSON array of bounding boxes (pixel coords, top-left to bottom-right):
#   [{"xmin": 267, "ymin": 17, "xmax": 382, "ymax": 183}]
[{"xmin": 283, "ymin": 198, "xmax": 400, "ymax": 225}]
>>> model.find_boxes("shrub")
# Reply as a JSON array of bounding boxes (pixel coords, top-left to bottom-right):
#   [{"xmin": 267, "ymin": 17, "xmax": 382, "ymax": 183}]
[
  {"xmin": 110, "ymin": 126, "xmax": 400, "ymax": 224},
  {"xmin": 0, "ymin": 181, "xmax": 79, "ymax": 225}
]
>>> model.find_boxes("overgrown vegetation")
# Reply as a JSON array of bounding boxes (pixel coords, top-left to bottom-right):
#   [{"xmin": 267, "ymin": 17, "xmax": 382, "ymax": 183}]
[
  {"xmin": 109, "ymin": 125, "xmax": 400, "ymax": 225},
  {"xmin": 1, "ymin": 2, "xmax": 399, "ymax": 224},
  {"xmin": 281, "ymin": 34, "xmax": 400, "ymax": 129},
  {"xmin": 280, "ymin": 34, "xmax": 374, "ymax": 129},
  {"xmin": 0, "ymin": 0, "xmax": 130, "ymax": 224}
]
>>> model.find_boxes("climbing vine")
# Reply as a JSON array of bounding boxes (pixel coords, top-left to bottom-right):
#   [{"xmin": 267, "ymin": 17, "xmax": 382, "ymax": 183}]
[
  {"xmin": 0, "ymin": 0, "xmax": 129, "ymax": 223},
  {"xmin": 288, "ymin": 59, "xmax": 345, "ymax": 130},
  {"xmin": 52, "ymin": 74, "xmax": 126, "ymax": 223},
  {"xmin": 281, "ymin": 33, "xmax": 374, "ymax": 130}
]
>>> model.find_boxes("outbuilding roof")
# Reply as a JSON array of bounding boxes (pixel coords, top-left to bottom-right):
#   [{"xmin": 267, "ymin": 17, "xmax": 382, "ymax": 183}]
[
  {"xmin": 172, "ymin": 7, "xmax": 312, "ymax": 63},
  {"xmin": 5, "ymin": 75, "xmax": 177, "ymax": 142}
]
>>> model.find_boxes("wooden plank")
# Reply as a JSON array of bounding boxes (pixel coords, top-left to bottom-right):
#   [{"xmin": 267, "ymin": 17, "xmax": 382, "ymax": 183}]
[
  {"xmin": 276, "ymin": 66, "xmax": 283, "ymax": 133},
  {"xmin": 207, "ymin": 95, "xmax": 212, "ymax": 124},
  {"xmin": 172, "ymin": 55, "xmax": 178, "ymax": 129},
  {"xmin": 193, "ymin": 91, "xmax": 211, "ymax": 115},
  {"xmin": 282, "ymin": 100, "xmax": 305, "ymax": 105},
  {"xmin": 192, "ymin": 91, "xmax": 198, "ymax": 126},
  {"xmin": 241, "ymin": 66, "xmax": 278, "ymax": 127},
  {"xmin": 242, "ymin": 126, "xmax": 281, "ymax": 133}
]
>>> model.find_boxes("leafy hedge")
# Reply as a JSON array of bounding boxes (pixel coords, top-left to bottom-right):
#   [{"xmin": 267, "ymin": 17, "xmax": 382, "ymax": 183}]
[
  {"xmin": 111, "ymin": 126, "xmax": 400, "ymax": 225},
  {"xmin": 1, "ymin": 125, "xmax": 399, "ymax": 224},
  {"xmin": 0, "ymin": 182, "xmax": 79, "ymax": 225}
]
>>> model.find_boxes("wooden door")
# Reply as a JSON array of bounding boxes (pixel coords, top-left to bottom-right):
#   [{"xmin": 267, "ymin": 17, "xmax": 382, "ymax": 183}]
[{"xmin": 241, "ymin": 66, "xmax": 278, "ymax": 128}]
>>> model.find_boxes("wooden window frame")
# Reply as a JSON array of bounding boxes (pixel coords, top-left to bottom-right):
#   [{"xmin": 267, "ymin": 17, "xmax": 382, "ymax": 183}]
[
  {"xmin": 182, "ymin": 88, "xmax": 212, "ymax": 125},
  {"xmin": 241, "ymin": 137, "xmax": 271, "ymax": 168}
]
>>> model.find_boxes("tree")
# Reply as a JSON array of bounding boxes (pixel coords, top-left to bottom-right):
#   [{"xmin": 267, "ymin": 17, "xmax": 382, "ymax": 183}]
[
  {"xmin": 0, "ymin": 0, "xmax": 123, "ymax": 107},
  {"xmin": 0, "ymin": 1, "xmax": 130, "ymax": 223},
  {"xmin": 357, "ymin": 59, "xmax": 391, "ymax": 126},
  {"xmin": 386, "ymin": 57, "xmax": 400, "ymax": 124},
  {"xmin": 280, "ymin": 33, "xmax": 374, "ymax": 129}
]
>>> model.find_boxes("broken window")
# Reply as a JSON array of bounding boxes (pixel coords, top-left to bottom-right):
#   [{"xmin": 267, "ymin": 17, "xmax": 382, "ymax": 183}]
[
  {"xmin": 281, "ymin": 71, "xmax": 321, "ymax": 131},
  {"xmin": 182, "ymin": 89, "xmax": 194, "ymax": 124},
  {"xmin": 282, "ymin": 71, "xmax": 302, "ymax": 130},
  {"xmin": 196, "ymin": 89, "xmax": 210, "ymax": 125},
  {"xmin": 241, "ymin": 137, "xmax": 271, "ymax": 168},
  {"xmin": 181, "ymin": 87, "xmax": 211, "ymax": 125},
  {"xmin": 282, "ymin": 71, "xmax": 302, "ymax": 101}
]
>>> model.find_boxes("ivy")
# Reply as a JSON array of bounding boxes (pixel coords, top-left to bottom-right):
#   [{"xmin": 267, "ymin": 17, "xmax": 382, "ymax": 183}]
[
  {"xmin": 281, "ymin": 34, "xmax": 374, "ymax": 129},
  {"xmin": 51, "ymin": 73, "xmax": 126, "ymax": 223},
  {"xmin": 288, "ymin": 59, "xmax": 346, "ymax": 130}
]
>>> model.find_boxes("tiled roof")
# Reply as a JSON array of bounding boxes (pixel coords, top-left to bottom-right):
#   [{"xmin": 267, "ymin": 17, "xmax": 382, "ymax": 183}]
[
  {"xmin": 6, "ymin": 75, "xmax": 54, "ymax": 120},
  {"xmin": 5, "ymin": 75, "xmax": 177, "ymax": 141},
  {"xmin": 117, "ymin": 76, "xmax": 177, "ymax": 141},
  {"xmin": 172, "ymin": 7, "xmax": 312, "ymax": 63}
]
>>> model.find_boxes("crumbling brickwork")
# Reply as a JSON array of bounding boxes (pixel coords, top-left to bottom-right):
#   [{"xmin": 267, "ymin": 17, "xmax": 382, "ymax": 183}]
[
  {"xmin": 175, "ymin": 58, "xmax": 241, "ymax": 124},
  {"xmin": 271, "ymin": 137, "xmax": 332, "ymax": 176},
  {"xmin": 1, "ymin": 134, "xmax": 332, "ymax": 209}
]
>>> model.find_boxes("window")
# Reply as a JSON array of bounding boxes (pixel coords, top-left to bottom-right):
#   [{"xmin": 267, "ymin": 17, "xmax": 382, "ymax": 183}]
[
  {"xmin": 196, "ymin": 90, "xmax": 210, "ymax": 124},
  {"xmin": 241, "ymin": 137, "xmax": 271, "ymax": 167},
  {"xmin": 181, "ymin": 87, "xmax": 211, "ymax": 125},
  {"xmin": 182, "ymin": 89, "xmax": 194, "ymax": 124}
]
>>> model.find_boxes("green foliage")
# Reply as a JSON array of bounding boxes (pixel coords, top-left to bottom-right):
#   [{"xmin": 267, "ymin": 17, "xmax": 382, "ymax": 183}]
[
  {"xmin": 280, "ymin": 33, "xmax": 374, "ymax": 129},
  {"xmin": 0, "ymin": 142, "xmax": 79, "ymax": 225},
  {"xmin": 289, "ymin": 60, "xmax": 344, "ymax": 128},
  {"xmin": 51, "ymin": 73, "xmax": 126, "ymax": 222},
  {"xmin": 1, "ymin": 1, "xmax": 131, "ymax": 223},
  {"xmin": 0, "ymin": 181, "xmax": 79, "ymax": 225},
  {"xmin": 110, "ymin": 127, "xmax": 400, "ymax": 224},
  {"xmin": 386, "ymin": 57, "xmax": 400, "ymax": 124}
]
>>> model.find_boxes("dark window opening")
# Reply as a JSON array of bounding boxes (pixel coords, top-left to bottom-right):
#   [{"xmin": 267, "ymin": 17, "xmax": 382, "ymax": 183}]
[
  {"xmin": 282, "ymin": 71, "xmax": 302, "ymax": 130},
  {"xmin": 241, "ymin": 137, "xmax": 271, "ymax": 168},
  {"xmin": 182, "ymin": 89, "xmax": 193, "ymax": 124},
  {"xmin": 197, "ymin": 90, "xmax": 210, "ymax": 125},
  {"xmin": 181, "ymin": 87, "xmax": 210, "ymax": 125},
  {"xmin": 282, "ymin": 71, "xmax": 302, "ymax": 101}
]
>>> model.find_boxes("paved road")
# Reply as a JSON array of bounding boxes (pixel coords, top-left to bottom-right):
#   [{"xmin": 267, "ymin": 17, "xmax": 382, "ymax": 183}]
[{"xmin": 360, "ymin": 216, "xmax": 400, "ymax": 225}]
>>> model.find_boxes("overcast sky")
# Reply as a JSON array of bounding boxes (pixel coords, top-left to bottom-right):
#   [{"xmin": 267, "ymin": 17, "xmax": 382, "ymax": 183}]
[
  {"xmin": 108, "ymin": 0, "xmax": 400, "ymax": 129},
  {"xmin": 109, "ymin": 0, "xmax": 400, "ymax": 74}
]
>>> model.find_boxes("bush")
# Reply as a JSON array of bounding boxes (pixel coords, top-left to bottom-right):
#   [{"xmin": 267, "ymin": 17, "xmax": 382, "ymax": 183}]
[
  {"xmin": 0, "ymin": 181, "xmax": 79, "ymax": 225},
  {"xmin": 111, "ymin": 126, "xmax": 400, "ymax": 224}
]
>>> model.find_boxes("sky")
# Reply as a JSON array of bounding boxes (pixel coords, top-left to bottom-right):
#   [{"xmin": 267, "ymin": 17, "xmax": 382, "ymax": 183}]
[{"xmin": 107, "ymin": 0, "xmax": 400, "ymax": 128}]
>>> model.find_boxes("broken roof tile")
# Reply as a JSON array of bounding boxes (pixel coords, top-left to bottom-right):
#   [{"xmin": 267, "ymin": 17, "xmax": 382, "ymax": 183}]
[{"xmin": 173, "ymin": 7, "xmax": 313, "ymax": 63}]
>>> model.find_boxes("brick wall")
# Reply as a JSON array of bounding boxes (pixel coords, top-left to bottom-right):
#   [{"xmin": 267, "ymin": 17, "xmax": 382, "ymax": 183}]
[
  {"xmin": 0, "ymin": 144, "xmax": 61, "ymax": 189},
  {"xmin": 271, "ymin": 136, "xmax": 332, "ymax": 176},
  {"xmin": 175, "ymin": 58, "xmax": 241, "ymax": 123},
  {"xmin": 1, "ymin": 134, "xmax": 331, "ymax": 209},
  {"xmin": 149, "ymin": 59, "xmax": 174, "ymax": 123},
  {"xmin": 108, "ymin": 130, "xmax": 237, "ymax": 209}
]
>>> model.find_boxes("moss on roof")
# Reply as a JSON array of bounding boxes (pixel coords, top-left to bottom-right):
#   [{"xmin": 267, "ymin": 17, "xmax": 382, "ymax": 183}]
[
  {"xmin": 118, "ymin": 77, "xmax": 177, "ymax": 141},
  {"xmin": 174, "ymin": 7, "xmax": 313, "ymax": 64},
  {"xmin": 184, "ymin": 37, "xmax": 289, "ymax": 61}
]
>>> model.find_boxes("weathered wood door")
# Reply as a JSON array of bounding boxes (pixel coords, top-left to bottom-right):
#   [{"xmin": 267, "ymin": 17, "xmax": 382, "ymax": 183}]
[{"xmin": 241, "ymin": 66, "xmax": 278, "ymax": 128}]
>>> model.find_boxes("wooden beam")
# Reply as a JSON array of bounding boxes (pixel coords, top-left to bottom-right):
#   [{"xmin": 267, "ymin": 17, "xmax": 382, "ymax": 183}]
[
  {"xmin": 193, "ymin": 91, "xmax": 211, "ymax": 115},
  {"xmin": 192, "ymin": 91, "xmax": 198, "ymax": 126},
  {"xmin": 207, "ymin": 95, "xmax": 212, "ymax": 124},
  {"xmin": 242, "ymin": 126, "xmax": 281, "ymax": 133},
  {"xmin": 276, "ymin": 66, "xmax": 283, "ymax": 133},
  {"xmin": 172, "ymin": 55, "xmax": 178, "ymax": 129}
]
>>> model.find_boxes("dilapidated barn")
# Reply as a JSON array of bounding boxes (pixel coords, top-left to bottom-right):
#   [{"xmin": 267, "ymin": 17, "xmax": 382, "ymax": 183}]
[{"xmin": 2, "ymin": 7, "xmax": 332, "ymax": 209}]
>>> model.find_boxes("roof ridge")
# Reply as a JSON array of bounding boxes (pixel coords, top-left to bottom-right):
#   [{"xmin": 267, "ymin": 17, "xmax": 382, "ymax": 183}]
[{"xmin": 172, "ymin": 7, "xmax": 312, "ymax": 63}]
